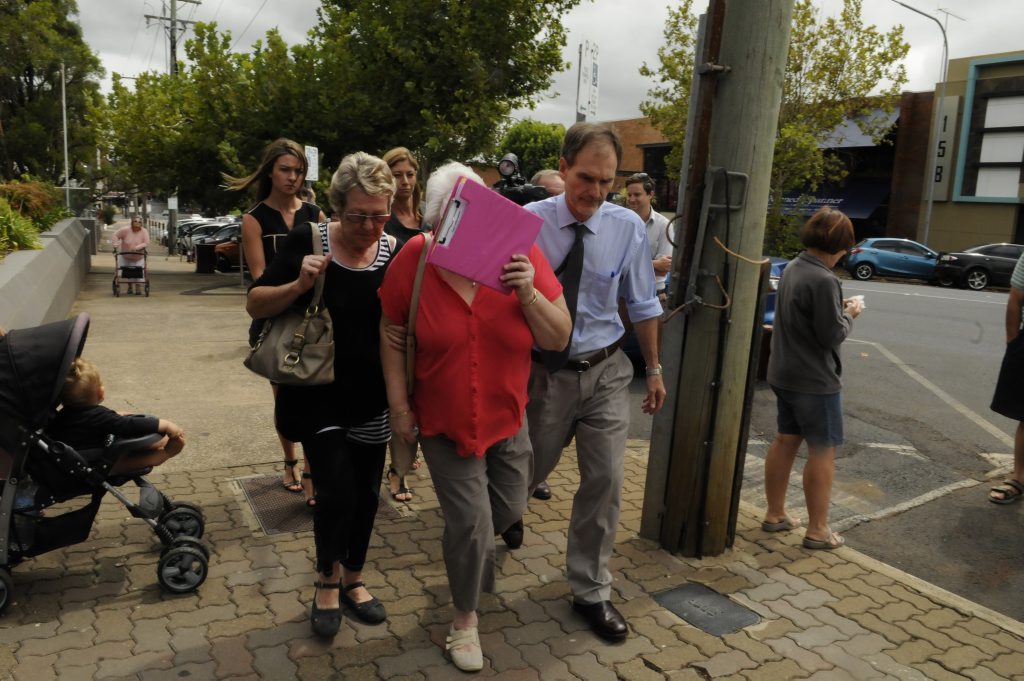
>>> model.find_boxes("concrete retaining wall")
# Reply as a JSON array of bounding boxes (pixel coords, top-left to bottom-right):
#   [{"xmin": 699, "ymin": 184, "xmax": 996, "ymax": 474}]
[{"xmin": 0, "ymin": 218, "xmax": 92, "ymax": 331}]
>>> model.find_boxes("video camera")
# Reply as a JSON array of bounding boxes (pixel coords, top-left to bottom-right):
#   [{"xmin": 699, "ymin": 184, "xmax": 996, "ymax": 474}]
[{"xmin": 492, "ymin": 153, "xmax": 550, "ymax": 206}]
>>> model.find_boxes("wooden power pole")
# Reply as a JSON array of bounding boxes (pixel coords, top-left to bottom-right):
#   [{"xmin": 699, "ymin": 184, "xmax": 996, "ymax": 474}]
[{"xmin": 641, "ymin": 0, "xmax": 794, "ymax": 557}]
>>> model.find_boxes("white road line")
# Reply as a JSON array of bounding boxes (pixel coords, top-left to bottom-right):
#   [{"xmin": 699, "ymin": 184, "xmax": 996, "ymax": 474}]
[
  {"xmin": 832, "ymin": 477, "xmax": 982, "ymax": 532},
  {"xmin": 848, "ymin": 338, "xmax": 1015, "ymax": 449},
  {"xmin": 863, "ymin": 442, "xmax": 929, "ymax": 462},
  {"xmin": 842, "ymin": 285, "xmax": 1005, "ymax": 305}
]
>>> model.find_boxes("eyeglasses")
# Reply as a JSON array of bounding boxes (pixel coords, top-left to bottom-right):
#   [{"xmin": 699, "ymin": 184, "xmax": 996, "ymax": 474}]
[
  {"xmin": 343, "ymin": 213, "xmax": 390, "ymax": 227},
  {"xmin": 627, "ymin": 172, "xmax": 651, "ymax": 183}
]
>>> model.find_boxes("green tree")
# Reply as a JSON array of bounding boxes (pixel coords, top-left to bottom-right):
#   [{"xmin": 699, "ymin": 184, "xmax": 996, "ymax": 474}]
[
  {"xmin": 103, "ymin": 1, "xmax": 582, "ymax": 214},
  {"xmin": 496, "ymin": 119, "xmax": 565, "ymax": 180},
  {"xmin": 313, "ymin": 0, "xmax": 582, "ymax": 168},
  {"xmin": 0, "ymin": 0, "xmax": 103, "ymax": 183},
  {"xmin": 641, "ymin": 0, "xmax": 909, "ymax": 255},
  {"xmin": 639, "ymin": 0, "xmax": 697, "ymax": 185}
]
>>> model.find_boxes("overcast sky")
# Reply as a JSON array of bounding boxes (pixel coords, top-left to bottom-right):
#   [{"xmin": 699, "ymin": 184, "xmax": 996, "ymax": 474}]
[{"xmin": 76, "ymin": 0, "xmax": 1024, "ymax": 128}]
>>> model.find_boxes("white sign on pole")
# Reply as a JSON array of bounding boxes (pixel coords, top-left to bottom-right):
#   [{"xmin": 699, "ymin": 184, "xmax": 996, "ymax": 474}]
[
  {"xmin": 305, "ymin": 145, "xmax": 319, "ymax": 182},
  {"xmin": 168, "ymin": 196, "xmax": 179, "ymax": 211},
  {"xmin": 576, "ymin": 40, "xmax": 599, "ymax": 119}
]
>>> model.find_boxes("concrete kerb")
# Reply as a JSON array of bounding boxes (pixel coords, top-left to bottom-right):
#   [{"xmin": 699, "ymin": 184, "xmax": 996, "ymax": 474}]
[{"xmin": 737, "ymin": 500, "xmax": 1024, "ymax": 640}]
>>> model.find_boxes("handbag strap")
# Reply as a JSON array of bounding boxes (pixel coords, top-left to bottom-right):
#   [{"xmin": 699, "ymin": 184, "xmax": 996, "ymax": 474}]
[
  {"xmin": 285, "ymin": 223, "xmax": 328, "ymax": 361},
  {"xmin": 404, "ymin": 233, "xmax": 432, "ymax": 394}
]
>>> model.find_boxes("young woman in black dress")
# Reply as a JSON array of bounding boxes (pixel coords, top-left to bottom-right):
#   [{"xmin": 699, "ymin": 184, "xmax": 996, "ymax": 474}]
[{"xmin": 224, "ymin": 138, "xmax": 326, "ymax": 505}]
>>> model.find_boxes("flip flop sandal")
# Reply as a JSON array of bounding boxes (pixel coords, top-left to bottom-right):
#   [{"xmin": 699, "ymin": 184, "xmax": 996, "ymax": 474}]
[
  {"xmin": 802, "ymin": 530, "xmax": 845, "ymax": 550},
  {"xmin": 282, "ymin": 459, "xmax": 303, "ymax": 493},
  {"xmin": 761, "ymin": 517, "xmax": 802, "ymax": 532},
  {"xmin": 989, "ymin": 479, "xmax": 1024, "ymax": 505}
]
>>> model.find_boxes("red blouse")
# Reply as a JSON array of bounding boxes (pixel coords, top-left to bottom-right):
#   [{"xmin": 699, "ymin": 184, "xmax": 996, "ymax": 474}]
[{"xmin": 379, "ymin": 235, "xmax": 562, "ymax": 457}]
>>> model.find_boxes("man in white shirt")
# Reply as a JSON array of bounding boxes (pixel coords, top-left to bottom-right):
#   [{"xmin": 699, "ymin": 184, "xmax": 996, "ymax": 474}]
[{"xmin": 625, "ymin": 173, "xmax": 673, "ymax": 299}]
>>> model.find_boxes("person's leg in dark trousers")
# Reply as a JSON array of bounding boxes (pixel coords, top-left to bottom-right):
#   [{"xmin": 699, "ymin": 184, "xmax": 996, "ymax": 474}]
[{"xmin": 302, "ymin": 429, "xmax": 386, "ymax": 614}]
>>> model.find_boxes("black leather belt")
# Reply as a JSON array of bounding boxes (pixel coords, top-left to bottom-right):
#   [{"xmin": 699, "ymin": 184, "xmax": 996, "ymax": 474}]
[{"xmin": 532, "ymin": 341, "xmax": 621, "ymax": 372}]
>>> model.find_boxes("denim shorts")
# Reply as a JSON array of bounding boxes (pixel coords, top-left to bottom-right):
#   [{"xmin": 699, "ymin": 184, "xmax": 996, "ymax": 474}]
[{"xmin": 772, "ymin": 387, "xmax": 844, "ymax": 448}]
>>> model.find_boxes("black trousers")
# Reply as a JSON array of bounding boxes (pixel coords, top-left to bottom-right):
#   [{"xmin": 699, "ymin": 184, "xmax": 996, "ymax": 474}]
[{"xmin": 302, "ymin": 428, "xmax": 386, "ymax": 576}]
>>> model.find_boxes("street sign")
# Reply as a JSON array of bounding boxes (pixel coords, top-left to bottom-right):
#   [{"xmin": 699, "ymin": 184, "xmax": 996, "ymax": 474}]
[
  {"xmin": 576, "ymin": 39, "xmax": 599, "ymax": 120},
  {"xmin": 305, "ymin": 145, "xmax": 319, "ymax": 182}
]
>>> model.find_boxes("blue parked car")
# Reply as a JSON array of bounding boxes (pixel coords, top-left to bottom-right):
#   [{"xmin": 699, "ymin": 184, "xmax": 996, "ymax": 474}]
[
  {"xmin": 762, "ymin": 257, "xmax": 790, "ymax": 326},
  {"xmin": 843, "ymin": 237, "xmax": 939, "ymax": 282}
]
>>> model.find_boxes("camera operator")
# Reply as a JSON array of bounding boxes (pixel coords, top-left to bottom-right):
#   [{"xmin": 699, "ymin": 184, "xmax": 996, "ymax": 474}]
[{"xmin": 493, "ymin": 153, "xmax": 551, "ymax": 206}]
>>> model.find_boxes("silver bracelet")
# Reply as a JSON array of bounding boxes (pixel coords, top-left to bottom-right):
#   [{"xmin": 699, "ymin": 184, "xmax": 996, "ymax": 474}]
[{"xmin": 645, "ymin": 365, "xmax": 663, "ymax": 376}]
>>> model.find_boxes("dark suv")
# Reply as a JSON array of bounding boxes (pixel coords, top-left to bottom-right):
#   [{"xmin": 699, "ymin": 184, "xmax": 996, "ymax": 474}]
[{"xmin": 935, "ymin": 243, "xmax": 1024, "ymax": 291}]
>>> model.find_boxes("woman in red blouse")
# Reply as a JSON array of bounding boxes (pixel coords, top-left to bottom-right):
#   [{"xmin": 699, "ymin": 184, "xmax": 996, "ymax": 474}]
[{"xmin": 379, "ymin": 163, "xmax": 571, "ymax": 672}]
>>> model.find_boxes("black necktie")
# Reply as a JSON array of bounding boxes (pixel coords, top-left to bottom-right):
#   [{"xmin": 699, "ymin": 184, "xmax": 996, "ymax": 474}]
[{"xmin": 541, "ymin": 223, "xmax": 586, "ymax": 372}]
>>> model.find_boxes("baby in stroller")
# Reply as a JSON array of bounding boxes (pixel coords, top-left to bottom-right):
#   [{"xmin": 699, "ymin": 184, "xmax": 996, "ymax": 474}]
[
  {"xmin": 50, "ymin": 358, "xmax": 186, "ymax": 475},
  {"xmin": 0, "ymin": 314, "xmax": 209, "ymax": 614}
]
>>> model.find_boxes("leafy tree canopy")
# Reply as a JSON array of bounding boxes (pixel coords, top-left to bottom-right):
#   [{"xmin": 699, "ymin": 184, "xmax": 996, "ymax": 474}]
[
  {"xmin": 103, "ymin": 0, "xmax": 581, "ymax": 214},
  {"xmin": 641, "ymin": 0, "xmax": 909, "ymax": 255},
  {"xmin": 0, "ymin": 0, "xmax": 103, "ymax": 183}
]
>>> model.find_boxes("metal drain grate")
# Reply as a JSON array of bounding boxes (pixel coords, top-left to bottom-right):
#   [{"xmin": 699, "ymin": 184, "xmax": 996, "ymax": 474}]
[
  {"xmin": 237, "ymin": 475, "xmax": 401, "ymax": 535},
  {"xmin": 653, "ymin": 583, "xmax": 760, "ymax": 636}
]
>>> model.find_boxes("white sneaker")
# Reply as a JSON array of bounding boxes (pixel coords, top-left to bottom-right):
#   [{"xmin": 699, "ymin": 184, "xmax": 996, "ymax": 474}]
[{"xmin": 446, "ymin": 625, "xmax": 483, "ymax": 672}]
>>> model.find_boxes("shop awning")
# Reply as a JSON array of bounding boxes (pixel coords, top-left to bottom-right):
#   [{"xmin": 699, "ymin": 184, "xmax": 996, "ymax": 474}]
[{"xmin": 777, "ymin": 179, "xmax": 890, "ymax": 219}]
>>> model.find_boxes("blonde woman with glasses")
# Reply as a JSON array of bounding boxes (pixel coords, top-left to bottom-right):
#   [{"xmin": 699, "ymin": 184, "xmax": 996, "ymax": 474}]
[{"xmin": 247, "ymin": 152, "xmax": 401, "ymax": 638}]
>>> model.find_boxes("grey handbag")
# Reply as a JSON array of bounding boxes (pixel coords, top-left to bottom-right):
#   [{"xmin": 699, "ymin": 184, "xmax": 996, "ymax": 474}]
[{"xmin": 243, "ymin": 224, "xmax": 334, "ymax": 386}]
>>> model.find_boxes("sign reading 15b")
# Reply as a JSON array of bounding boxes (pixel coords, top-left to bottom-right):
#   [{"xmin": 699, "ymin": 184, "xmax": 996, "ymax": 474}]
[{"xmin": 932, "ymin": 96, "xmax": 959, "ymax": 201}]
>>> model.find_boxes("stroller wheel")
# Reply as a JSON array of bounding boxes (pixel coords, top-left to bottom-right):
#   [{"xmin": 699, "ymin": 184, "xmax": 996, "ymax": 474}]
[
  {"xmin": 162, "ymin": 535, "xmax": 210, "ymax": 561},
  {"xmin": 159, "ymin": 503, "xmax": 204, "ymax": 539},
  {"xmin": 0, "ymin": 568, "xmax": 13, "ymax": 615},
  {"xmin": 157, "ymin": 546, "xmax": 208, "ymax": 594}
]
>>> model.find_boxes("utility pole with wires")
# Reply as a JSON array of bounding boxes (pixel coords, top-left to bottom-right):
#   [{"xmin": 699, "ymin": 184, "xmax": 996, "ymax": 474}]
[
  {"xmin": 145, "ymin": 0, "xmax": 201, "ymax": 76},
  {"xmin": 144, "ymin": 0, "xmax": 199, "ymax": 254}
]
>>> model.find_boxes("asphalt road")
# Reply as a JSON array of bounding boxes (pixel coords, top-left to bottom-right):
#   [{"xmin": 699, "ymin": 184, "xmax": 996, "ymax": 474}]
[{"xmin": 627, "ymin": 277, "xmax": 1023, "ymax": 621}]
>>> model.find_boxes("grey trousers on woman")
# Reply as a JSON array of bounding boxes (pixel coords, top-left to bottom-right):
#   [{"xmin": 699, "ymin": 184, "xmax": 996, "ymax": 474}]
[{"xmin": 420, "ymin": 422, "xmax": 532, "ymax": 612}]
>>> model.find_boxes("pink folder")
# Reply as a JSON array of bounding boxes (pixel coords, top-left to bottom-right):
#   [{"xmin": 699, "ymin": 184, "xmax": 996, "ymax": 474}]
[{"xmin": 427, "ymin": 177, "xmax": 544, "ymax": 293}]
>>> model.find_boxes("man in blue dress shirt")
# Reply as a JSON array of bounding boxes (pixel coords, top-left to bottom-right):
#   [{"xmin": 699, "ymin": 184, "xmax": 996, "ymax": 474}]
[{"xmin": 519, "ymin": 122, "xmax": 666, "ymax": 641}]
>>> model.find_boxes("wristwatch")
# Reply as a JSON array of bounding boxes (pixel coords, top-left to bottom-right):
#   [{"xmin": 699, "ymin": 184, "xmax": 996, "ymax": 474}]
[{"xmin": 645, "ymin": 365, "xmax": 663, "ymax": 376}]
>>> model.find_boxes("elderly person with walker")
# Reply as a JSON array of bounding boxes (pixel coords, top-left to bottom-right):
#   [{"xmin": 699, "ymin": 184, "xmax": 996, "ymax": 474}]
[
  {"xmin": 247, "ymin": 152, "xmax": 399, "ymax": 638},
  {"xmin": 112, "ymin": 216, "xmax": 150, "ymax": 295},
  {"xmin": 762, "ymin": 207, "xmax": 862, "ymax": 550},
  {"xmin": 379, "ymin": 163, "xmax": 571, "ymax": 671}
]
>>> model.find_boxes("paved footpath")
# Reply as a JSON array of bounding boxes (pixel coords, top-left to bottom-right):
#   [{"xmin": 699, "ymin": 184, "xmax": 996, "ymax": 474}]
[{"xmin": 1, "ymin": 230, "xmax": 1023, "ymax": 680}]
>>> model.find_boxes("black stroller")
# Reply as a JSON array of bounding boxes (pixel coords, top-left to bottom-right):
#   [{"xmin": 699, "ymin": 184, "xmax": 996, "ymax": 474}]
[{"xmin": 0, "ymin": 314, "xmax": 209, "ymax": 614}]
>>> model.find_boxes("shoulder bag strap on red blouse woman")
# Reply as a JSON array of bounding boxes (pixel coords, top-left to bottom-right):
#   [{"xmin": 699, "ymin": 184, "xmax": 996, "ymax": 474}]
[{"xmin": 404, "ymin": 233, "xmax": 432, "ymax": 393}]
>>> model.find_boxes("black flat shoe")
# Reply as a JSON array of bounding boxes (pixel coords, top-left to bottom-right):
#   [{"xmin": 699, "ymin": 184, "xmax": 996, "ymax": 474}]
[
  {"xmin": 310, "ymin": 581, "xmax": 342, "ymax": 638},
  {"xmin": 572, "ymin": 599, "xmax": 628, "ymax": 641},
  {"xmin": 500, "ymin": 519, "xmax": 524, "ymax": 549},
  {"xmin": 532, "ymin": 481, "xmax": 552, "ymax": 500},
  {"xmin": 340, "ymin": 581, "xmax": 387, "ymax": 624}
]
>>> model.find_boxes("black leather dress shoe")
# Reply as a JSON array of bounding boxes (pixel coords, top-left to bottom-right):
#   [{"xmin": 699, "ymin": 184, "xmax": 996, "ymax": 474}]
[
  {"xmin": 500, "ymin": 519, "xmax": 524, "ymax": 549},
  {"xmin": 572, "ymin": 599, "xmax": 628, "ymax": 641},
  {"xmin": 532, "ymin": 481, "xmax": 552, "ymax": 500}
]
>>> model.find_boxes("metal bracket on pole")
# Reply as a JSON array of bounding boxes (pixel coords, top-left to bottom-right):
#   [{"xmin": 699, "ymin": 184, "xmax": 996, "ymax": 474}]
[{"xmin": 682, "ymin": 167, "xmax": 749, "ymax": 310}]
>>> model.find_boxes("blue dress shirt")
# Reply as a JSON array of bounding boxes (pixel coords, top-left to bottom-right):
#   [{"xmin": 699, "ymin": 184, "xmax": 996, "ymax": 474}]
[{"xmin": 526, "ymin": 195, "xmax": 662, "ymax": 358}]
